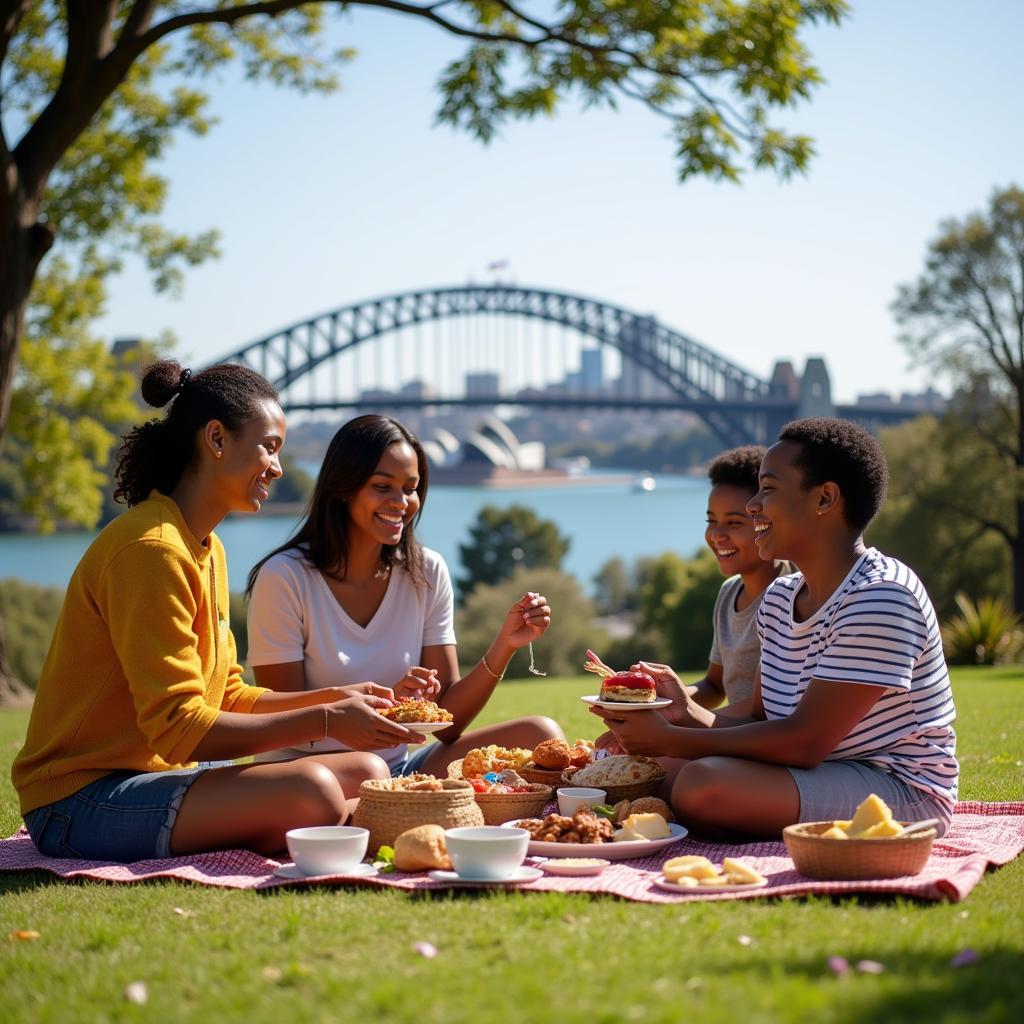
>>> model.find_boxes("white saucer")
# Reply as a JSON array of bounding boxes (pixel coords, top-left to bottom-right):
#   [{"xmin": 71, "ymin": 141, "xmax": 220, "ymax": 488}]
[
  {"xmin": 273, "ymin": 862, "xmax": 379, "ymax": 880},
  {"xmin": 427, "ymin": 866, "xmax": 543, "ymax": 886},
  {"xmin": 401, "ymin": 720, "xmax": 452, "ymax": 734},
  {"xmin": 652, "ymin": 875, "xmax": 768, "ymax": 894},
  {"xmin": 581, "ymin": 695, "xmax": 673, "ymax": 711}
]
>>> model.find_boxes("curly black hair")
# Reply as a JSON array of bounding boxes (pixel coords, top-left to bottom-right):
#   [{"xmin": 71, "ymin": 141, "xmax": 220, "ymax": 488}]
[
  {"xmin": 114, "ymin": 359, "xmax": 279, "ymax": 506},
  {"xmin": 707, "ymin": 445, "xmax": 766, "ymax": 493},
  {"xmin": 777, "ymin": 417, "xmax": 888, "ymax": 532}
]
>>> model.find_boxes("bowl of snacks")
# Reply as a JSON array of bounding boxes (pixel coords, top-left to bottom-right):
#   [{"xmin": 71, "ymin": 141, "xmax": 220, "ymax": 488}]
[
  {"xmin": 560, "ymin": 754, "xmax": 666, "ymax": 803},
  {"xmin": 352, "ymin": 775, "xmax": 484, "ymax": 852},
  {"xmin": 783, "ymin": 794, "xmax": 938, "ymax": 880},
  {"xmin": 448, "ymin": 752, "xmax": 552, "ymax": 825}
]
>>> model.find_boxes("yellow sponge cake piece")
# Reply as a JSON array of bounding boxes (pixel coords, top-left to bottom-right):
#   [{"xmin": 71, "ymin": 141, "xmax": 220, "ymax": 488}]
[
  {"xmin": 820, "ymin": 826, "xmax": 850, "ymax": 840},
  {"xmin": 858, "ymin": 818, "xmax": 904, "ymax": 838}
]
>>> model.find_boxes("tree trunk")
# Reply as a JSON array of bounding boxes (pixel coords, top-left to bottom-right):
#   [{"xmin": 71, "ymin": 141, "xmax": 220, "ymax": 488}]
[
  {"xmin": 1015, "ymin": 493, "xmax": 1024, "ymax": 616},
  {"xmin": 0, "ymin": 198, "xmax": 51, "ymax": 705}
]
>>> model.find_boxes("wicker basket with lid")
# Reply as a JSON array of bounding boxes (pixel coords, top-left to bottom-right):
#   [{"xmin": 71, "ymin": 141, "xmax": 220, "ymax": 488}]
[{"xmin": 351, "ymin": 777, "xmax": 484, "ymax": 853}]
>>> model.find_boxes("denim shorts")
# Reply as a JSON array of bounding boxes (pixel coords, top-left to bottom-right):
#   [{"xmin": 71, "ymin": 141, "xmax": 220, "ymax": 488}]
[
  {"xmin": 786, "ymin": 760, "xmax": 953, "ymax": 836},
  {"xmin": 23, "ymin": 768, "xmax": 208, "ymax": 862},
  {"xmin": 390, "ymin": 741, "xmax": 437, "ymax": 777}
]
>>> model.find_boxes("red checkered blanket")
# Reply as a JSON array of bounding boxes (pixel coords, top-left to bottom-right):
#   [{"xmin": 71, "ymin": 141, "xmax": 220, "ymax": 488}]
[{"xmin": 2, "ymin": 801, "xmax": 1021, "ymax": 903}]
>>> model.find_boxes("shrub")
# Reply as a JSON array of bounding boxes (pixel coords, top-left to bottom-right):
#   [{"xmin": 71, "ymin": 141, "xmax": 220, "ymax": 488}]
[
  {"xmin": 0, "ymin": 579, "xmax": 65, "ymax": 688},
  {"xmin": 942, "ymin": 592, "xmax": 1022, "ymax": 665},
  {"xmin": 454, "ymin": 567, "xmax": 608, "ymax": 680}
]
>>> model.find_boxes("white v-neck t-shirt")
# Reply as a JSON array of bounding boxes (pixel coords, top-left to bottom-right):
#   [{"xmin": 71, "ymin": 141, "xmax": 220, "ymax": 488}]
[{"xmin": 247, "ymin": 546, "xmax": 456, "ymax": 767}]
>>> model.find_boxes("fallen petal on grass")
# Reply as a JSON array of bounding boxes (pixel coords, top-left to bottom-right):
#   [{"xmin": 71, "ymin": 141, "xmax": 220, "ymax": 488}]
[
  {"xmin": 8, "ymin": 930, "xmax": 41, "ymax": 942},
  {"xmin": 856, "ymin": 960, "xmax": 885, "ymax": 975},
  {"xmin": 262, "ymin": 966, "xmax": 283, "ymax": 982},
  {"xmin": 827, "ymin": 956, "xmax": 850, "ymax": 976},
  {"xmin": 949, "ymin": 948, "xmax": 979, "ymax": 968},
  {"xmin": 124, "ymin": 982, "xmax": 148, "ymax": 1005},
  {"xmin": 172, "ymin": 907, "xmax": 195, "ymax": 918},
  {"xmin": 412, "ymin": 941, "xmax": 438, "ymax": 959},
  {"xmin": 737, "ymin": 934, "xmax": 754, "ymax": 947}
]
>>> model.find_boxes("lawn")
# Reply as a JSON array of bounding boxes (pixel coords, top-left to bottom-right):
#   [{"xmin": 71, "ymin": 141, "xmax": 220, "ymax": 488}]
[{"xmin": 1, "ymin": 667, "xmax": 1022, "ymax": 1024}]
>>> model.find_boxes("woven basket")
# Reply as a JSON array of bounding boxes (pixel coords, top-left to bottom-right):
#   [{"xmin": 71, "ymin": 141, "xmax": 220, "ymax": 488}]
[
  {"xmin": 783, "ymin": 821, "xmax": 936, "ymax": 880},
  {"xmin": 351, "ymin": 779, "xmax": 483, "ymax": 853},
  {"xmin": 519, "ymin": 764, "xmax": 568, "ymax": 790},
  {"xmin": 559, "ymin": 768, "xmax": 664, "ymax": 804},
  {"xmin": 445, "ymin": 759, "xmax": 552, "ymax": 825}
]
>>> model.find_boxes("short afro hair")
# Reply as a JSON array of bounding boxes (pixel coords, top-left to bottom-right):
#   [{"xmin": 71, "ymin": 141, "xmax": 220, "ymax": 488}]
[
  {"xmin": 707, "ymin": 445, "xmax": 766, "ymax": 494},
  {"xmin": 777, "ymin": 418, "xmax": 888, "ymax": 532}
]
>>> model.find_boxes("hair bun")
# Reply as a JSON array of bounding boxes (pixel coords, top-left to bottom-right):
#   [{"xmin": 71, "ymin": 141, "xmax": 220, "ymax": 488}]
[{"xmin": 140, "ymin": 360, "xmax": 189, "ymax": 408}]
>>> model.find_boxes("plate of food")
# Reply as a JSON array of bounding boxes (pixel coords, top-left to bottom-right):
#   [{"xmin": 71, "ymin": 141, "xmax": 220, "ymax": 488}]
[
  {"xmin": 381, "ymin": 697, "xmax": 454, "ymax": 732},
  {"xmin": 401, "ymin": 720, "xmax": 453, "ymax": 735},
  {"xmin": 581, "ymin": 695, "xmax": 673, "ymax": 711},
  {"xmin": 653, "ymin": 855, "xmax": 768, "ymax": 894},
  {"xmin": 503, "ymin": 807, "xmax": 687, "ymax": 860},
  {"xmin": 581, "ymin": 649, "xmax": 671, "ymax": 709}
]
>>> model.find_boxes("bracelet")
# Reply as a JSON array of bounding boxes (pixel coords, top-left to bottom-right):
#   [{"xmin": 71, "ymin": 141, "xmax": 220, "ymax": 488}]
[
  {"xmin": 480, "ymin": 653, "xmax": 505, "ymax": 681},
  {"xmin": 311, "ymin": 704, "xmax": 329, "ymax": 748}
]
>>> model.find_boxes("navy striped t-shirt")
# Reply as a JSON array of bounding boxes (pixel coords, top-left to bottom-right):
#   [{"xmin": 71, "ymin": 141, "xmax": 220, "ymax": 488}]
[{"xmin": 756, "ymin": 548, "xmax": 958, "ymax": 810}]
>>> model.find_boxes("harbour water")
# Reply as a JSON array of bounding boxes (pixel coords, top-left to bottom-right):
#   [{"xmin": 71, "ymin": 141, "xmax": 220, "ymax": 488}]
[{"xmin": 0, "ymin": 473, "xmax": 710, "ymax": 594}]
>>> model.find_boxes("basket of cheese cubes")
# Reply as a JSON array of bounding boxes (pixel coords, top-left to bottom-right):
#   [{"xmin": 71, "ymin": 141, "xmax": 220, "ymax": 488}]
[{"xmin": 783, "ymin": 794, "xmax": 937, "ymax": 880}]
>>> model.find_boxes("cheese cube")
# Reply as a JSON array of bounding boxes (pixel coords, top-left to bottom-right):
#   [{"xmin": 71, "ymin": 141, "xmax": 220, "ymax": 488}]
[
  {"xmin": 621, "ymin": 813, "xmax": 671, "ymax": 840},
  {"xmin": 820, "ymin": 826, "xmax": 850, "ymax": 840},
  {"xmin": 859, "ymin": 819, "xmax": 905, "ymax": 838}
]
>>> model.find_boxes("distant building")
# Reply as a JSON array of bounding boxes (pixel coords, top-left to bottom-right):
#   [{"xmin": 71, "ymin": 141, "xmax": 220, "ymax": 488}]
[
  {"xmin": 581, "ymin": 348, "xmax": 603, "ymax": 393},
  {"xmin": 466, "ymin": 372, "xmax": 500, "ymax": 397}
]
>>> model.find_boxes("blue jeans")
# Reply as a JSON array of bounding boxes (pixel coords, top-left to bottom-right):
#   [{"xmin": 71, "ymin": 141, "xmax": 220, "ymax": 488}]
[{"xmin": 23, "ymin": 768, "xmax": 207, "ymax": 862}]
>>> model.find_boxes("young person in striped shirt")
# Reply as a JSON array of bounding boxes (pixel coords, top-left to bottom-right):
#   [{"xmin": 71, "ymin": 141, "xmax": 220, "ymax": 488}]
[{"xmin": 591, "ymin": 418, "xmax": 958, "ymax": 839}]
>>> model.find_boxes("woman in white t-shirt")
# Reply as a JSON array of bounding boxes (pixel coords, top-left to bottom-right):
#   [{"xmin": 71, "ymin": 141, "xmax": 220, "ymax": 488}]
[{"xmin": 246, "ymin": 415, "xmax": 563, "ymax": 775}]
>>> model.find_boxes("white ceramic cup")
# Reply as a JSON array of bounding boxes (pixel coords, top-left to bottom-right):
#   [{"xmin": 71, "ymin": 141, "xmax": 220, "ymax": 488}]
[
  {"xmin": 285, "ymin": 825, "xmax": 369, "ymax": 876},
  {"xmin": 557, "ymin": 787, "xmax": 607, "ymax": 817},
  {"xmin": 444, "ymin": 826, "xmax": 530, "ymax": 881}
]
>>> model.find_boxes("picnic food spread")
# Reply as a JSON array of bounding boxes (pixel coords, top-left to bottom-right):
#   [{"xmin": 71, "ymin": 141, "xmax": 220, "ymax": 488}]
[
  {"xmin": 381, "ymin": 697, "xmax": 454, "ymax": 725},
  {"xmin": 584, "ymin": 649, "xmax": 658, "ymax": 704},
  {"xmin": 467, "ymin": 769, "xmax": 534, "ymax": 795}
]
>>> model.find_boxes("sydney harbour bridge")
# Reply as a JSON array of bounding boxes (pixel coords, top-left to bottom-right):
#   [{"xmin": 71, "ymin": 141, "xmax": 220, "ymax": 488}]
[{"xmin": 216, "ymin": 284, "xmax": 919, "ymax": 448}]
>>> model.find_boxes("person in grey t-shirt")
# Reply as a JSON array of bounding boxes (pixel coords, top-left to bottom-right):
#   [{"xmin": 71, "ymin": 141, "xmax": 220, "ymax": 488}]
[{"xmin": 634, "ymin": 446, "xmax": 790, "ymax": 713}]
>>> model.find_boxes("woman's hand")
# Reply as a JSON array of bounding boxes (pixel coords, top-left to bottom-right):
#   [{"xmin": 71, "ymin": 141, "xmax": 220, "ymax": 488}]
[
  {"xmin": 326, "ymin": 694, "xmax": 420, "ymax": 750},
  {"xmin": 333, "ymin": 682, "xmax": 396, "ymax": 702},
  {"xmin": 497, "ymin": 592, "xmax": 552, "ymax": 649},
  {"xmin": 394, "ymin": 666, "xmax": 441, "ymax": 701},
  {"xmin": 628, "ymin": 664, "xmax": 715, "ymax": 729}
]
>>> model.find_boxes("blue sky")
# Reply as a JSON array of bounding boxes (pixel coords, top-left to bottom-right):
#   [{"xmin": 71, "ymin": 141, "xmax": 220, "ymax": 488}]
[{"xmin": 96, "ymin": 0, "xmax": 1024, "ymax": 405}]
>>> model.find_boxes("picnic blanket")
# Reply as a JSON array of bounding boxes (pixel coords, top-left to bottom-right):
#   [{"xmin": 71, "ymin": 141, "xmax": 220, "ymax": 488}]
[{"xmin": 1, "ymin": 801, "xmax": 1021, "ymax": 904}]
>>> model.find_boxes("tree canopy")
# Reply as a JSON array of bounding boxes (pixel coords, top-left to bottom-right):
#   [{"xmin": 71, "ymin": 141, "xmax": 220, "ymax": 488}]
[
  {"xmin": 892, "ymin": 184, "xmax": 1024, "ymax": 610},
  {"xmin": 457, "ymin": 503, "xmax": 570, "ymax": 600}
]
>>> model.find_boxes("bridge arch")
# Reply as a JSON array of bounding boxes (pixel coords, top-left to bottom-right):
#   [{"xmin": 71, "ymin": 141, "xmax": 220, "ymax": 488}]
[{"xmin": 216, "ymin": 284, "xmax": 791, "ymax": 446}]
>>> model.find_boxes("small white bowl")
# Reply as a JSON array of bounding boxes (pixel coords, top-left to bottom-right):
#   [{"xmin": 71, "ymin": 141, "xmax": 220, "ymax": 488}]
[
  {"xmin": 557, "ymin": 787, "xmax": 607, "ymax": 817},
  {"xmin": 444, "ymin": 826, "xmax": 530, "ymax": 881},
  {"xmin": 285, "ymin": 825, "xmax": 369, "ymax": 876}
]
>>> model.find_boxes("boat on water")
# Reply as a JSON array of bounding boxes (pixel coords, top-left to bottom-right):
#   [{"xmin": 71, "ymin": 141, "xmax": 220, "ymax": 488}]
[{"xmin": 632, "ymin": 473, "xmax": 656, "ymax": 493}]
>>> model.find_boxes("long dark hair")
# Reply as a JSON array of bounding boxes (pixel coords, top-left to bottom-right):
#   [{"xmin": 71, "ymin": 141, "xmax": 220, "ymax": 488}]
[
  {"xmin": 247, "ymin": 414, "xmax": 429, "ymax": 594},
  {"xmin": 113, "ymin": 359, "xmax": 280, "ymax": 507}
]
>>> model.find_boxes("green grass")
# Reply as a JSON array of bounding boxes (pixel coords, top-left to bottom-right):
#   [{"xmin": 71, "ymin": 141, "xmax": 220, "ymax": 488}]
[{"xmin": 1, "ymin": 669, "xmax": 1022, "ymax": 1023}]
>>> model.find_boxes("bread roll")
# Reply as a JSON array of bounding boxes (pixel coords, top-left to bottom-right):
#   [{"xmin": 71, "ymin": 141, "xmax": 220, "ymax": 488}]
[{"xmin": 393, "ymin": 824, "xmax": 452, "ymax": 872}]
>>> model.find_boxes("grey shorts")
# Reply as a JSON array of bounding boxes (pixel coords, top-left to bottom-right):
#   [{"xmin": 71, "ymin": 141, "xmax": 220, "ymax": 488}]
[{"xmin": 786, "ymin": 760, "xmax": 953, "ymax": 836}]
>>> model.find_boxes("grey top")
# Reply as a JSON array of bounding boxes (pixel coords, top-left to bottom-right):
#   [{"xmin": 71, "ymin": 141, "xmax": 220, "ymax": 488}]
[{"xmin": 708, "ymin": 575, "xmax": 764, "ymax": 705}]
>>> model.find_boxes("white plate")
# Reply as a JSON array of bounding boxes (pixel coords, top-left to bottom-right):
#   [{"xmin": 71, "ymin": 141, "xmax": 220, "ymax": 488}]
[
  {"xmin": 427, "ymin": 866, "xmax": 543, "ymax": 886},
  {"xmin": 581, "ymin": 695, "xmax": 673, "ymax": 711},
  {"xmin": 503, "ymin": 820, "xmax": 688, "ymax": 859},
  {"xmin": 538, "ymin": 858, "xmax": 610, "ymax": 877},
  {"xmin": 400, "ymin": 720, "xmax": 453, "ymax": 734},
  {"xmin": 273, "ymin": 862, "xmax": 379, "ymax": 880},
  {"xmin": 652, "ymin": 875, "xmax": 768, "ymax": 895}
]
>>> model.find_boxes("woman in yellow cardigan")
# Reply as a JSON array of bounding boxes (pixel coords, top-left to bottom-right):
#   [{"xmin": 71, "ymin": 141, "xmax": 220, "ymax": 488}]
[{"xmin": 12, "ymin": 359, "xmax": 422, "ymax": 862}]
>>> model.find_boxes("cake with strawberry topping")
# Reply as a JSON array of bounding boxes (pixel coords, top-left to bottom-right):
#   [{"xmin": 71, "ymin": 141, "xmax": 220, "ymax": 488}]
[{"xmin": 599, "ymin": 670, "xmax": 658, "ymax": 704}]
